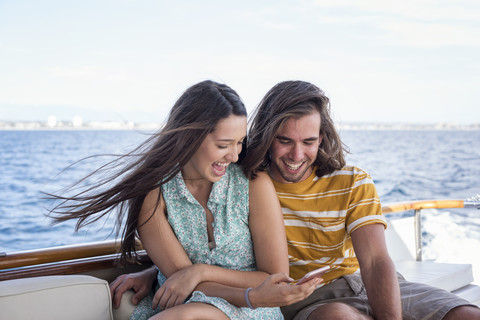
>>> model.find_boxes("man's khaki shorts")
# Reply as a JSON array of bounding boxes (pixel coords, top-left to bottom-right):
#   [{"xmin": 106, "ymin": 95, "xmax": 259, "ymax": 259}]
[{"xmin": 281, "ymin": 273, "xmax": 476, "ymax": 320}]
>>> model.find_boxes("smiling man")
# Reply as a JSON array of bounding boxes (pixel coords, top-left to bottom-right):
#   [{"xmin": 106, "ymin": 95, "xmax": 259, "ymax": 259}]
[
  {"xmin": 243, "ymin": 80, "xmax": 479, "ymax": 320},
  {"xmin": 269, "ymin": 112, "xmax": 322, "ymax": 184}
]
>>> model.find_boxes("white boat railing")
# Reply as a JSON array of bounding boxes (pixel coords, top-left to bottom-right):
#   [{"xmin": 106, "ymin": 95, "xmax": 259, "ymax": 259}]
[
  {"xmin": 2, "ymin": 196, "xmax": 479, "ymax": 281},
  {"xmin": 382, "ymin": 194, "xmax": 480, "ymax": 262}
]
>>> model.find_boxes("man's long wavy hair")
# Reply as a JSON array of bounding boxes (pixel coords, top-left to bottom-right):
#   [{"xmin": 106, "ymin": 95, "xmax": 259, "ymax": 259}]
[
  {"xmin": 48, "ymin": 80, "xmax": 247, "ymax": 264},
  {"xmin": 243, "ymin": 80, "xmax": 346, "ymax": 180}
]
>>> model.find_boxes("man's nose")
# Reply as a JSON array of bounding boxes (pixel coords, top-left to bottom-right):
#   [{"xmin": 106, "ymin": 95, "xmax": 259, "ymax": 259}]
[{"xmin": 289, "ymin": 144, "xmax": 304, "ymax": 161}]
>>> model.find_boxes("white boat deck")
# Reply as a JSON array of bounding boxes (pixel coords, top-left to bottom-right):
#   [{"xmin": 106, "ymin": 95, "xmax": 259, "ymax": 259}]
[{"xmin": 386, "ymin": 216, "xmax": 480, "ymax": 305}]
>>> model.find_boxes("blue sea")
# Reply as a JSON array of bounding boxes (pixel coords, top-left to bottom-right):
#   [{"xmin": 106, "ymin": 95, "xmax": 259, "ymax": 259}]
[{"xmin": 1, "ymin": 129, "xmax": 479, "ymax": 280}]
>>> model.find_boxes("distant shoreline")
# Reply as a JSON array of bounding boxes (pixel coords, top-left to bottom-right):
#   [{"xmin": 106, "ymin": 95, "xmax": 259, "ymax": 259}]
[
  {"xmin": 338, "ymin": 123, "xmax": 480, "ymax": 131},
  {"xmin": 1, "ymin": 121, "xmax": 479, "ymax": 131},
  {"xmin": 0, "ymin": 121, "xmax": 161, "ymax": 131}
]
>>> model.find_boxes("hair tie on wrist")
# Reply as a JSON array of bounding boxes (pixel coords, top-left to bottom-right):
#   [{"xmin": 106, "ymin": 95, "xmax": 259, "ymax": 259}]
[{"xmin": 245, "ymin": 287, "xmax": 256, "ymax": 309}]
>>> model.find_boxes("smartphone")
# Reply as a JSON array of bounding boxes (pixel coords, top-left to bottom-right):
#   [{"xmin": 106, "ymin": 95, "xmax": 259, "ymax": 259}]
[{"xmin": 295, "ymin": 266, "xmax": 330, "ymax": 285}]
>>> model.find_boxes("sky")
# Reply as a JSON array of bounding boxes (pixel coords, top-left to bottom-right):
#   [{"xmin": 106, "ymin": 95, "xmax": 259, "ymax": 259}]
[{"xmin": 1, "ymin": 0, "xmax": 479, "ymax": 125}]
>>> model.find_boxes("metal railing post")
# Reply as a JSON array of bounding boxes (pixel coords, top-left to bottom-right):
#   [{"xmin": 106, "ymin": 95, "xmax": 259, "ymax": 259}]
[{"xmin": 414, "ymin": 209, "xmax": 423, "ymax": 261}]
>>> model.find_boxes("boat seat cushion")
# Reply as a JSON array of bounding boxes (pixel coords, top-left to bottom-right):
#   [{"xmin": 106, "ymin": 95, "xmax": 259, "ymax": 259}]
[
  {"xmin": 395, "ymin": 260, "xmax": 474, "ymax": 292},
  {"xmin": 113, "ymin": 289, "xmax": 137, "ymax": 320},
  {"xmin": 0, "ymin": 275, "xmax": 113, "ymax": 320}
]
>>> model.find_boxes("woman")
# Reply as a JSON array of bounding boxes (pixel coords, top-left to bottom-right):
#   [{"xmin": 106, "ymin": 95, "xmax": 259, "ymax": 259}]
[{"xmin": 50, "ymin": 81, "xmax": 318, "ymax": 319}]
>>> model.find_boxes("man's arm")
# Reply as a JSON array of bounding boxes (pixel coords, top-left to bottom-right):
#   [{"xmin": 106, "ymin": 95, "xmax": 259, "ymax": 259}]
[
  {"xmin": 110, "ymin": 265, "xmax": 158, "ymax": 309},
  {"xmin": 351, "ymin": 224, "xmax": 402, "ymax": 320}
]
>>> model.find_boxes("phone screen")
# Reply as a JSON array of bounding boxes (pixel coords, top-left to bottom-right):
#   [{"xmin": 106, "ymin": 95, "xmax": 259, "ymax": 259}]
[{"xmin": 295, "ymin": 266, "xmax": 330, "ymax": 285}]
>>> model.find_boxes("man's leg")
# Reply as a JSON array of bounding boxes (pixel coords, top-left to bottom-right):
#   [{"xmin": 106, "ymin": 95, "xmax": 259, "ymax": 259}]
[
  {"xmin": 397, "ymin": 275, "xmax": 479, "ymax": 319},
  {"xmin": 307, "ymin": 302, "xmax": 373, "ymax": 320},
  {"xmin": 443, "ymin": 305, "xmax": 480, "ymax": 320},
  {"xmin": 283, "ymin": 273, "xmax": 480, "ymax": 320},
  {"xmin": 282, "ymin": 275, "xmax": 374, "ymax": 320}
]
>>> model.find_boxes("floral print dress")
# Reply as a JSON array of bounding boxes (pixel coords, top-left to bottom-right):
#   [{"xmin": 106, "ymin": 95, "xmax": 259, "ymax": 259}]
[{"xmin": 130, "ymin": 164, "xmax": 283, "ymax": 320}]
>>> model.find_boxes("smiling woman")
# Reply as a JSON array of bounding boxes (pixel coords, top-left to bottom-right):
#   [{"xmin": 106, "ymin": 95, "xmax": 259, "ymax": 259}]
[
  {"xmin": 42, "ymin": 80, "xmax": 316, "ymax": 319},
  {"xmin": 182, "ymin": 114, "xmax": 247, "ymax": 182},
  {"xmin": 46, "ymin": 81, "xmax": 249, "ymax": 263}
]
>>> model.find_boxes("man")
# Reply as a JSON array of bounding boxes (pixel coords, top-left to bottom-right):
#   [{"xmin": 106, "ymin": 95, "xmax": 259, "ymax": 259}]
[
  {"xmin": 241, "ymin": 80, "xmax": 400, "ymax": 319},
  {"xmin": 111, "ymin": 81, "xmax": 480, "ymax": 319}
]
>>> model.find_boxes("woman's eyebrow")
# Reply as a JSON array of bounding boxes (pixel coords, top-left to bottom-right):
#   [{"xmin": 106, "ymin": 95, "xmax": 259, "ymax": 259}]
[{"xmin": 215, "ymin": 136, "xmax": 246, "ymax": 142}]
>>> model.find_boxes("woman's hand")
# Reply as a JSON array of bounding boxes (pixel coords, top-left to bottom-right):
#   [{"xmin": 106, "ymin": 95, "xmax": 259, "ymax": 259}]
[
  {"xmin": 152, "ymin": 264, "xmax": 204, "ymax": 310},
  {"xmin": 248, "ymin": 273, "xmax": 322, "ymax": 308}
]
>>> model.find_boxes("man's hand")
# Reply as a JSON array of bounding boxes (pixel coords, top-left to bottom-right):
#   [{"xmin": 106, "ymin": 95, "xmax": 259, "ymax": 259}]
[{"xmin": 109, "ymin": 266, "xmax": 158, "ymax": 309}]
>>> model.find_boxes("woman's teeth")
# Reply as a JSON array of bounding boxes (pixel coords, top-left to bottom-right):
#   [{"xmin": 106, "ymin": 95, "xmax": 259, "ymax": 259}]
[
  {"xmin": 214, "ymin": 162, "xmax": 228, "ymax": 168},
  {"xmin": 212, "ymin": 162, "xmax": 229, "ymax": 175}
]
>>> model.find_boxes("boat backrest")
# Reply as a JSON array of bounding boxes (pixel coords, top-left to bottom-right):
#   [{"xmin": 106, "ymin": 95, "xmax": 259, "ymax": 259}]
[
  {"xmin": 385, "ymin": 217, "xmax": 415, "ymax": 261},
  {"xmin": 384, "ymin": 217, "xmax": 480, "ymax": 305},
  {"xmin": 0, "ymin": 275, "xmax": 113, "ymax": 320}
]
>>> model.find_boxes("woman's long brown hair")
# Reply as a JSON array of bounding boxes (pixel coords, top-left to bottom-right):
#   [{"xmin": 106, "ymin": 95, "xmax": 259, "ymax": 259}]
[{"xmin": 47, "ymin": 80, "xmax": 247, "ymax": 264}]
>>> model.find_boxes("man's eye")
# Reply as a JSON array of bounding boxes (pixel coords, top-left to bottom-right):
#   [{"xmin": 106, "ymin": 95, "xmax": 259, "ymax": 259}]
[{"xmin": 278, "ymin": 139, "xmax": 290, "ymax": 144}]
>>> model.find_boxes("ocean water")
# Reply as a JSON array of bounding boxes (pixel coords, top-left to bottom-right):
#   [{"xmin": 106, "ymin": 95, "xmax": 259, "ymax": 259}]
[
  {"xmin": 1, "ymin": 129, "xmax": 479, "ymax": 281},
  {"xmin": 0, "ymin": 130, "xmax": 147, "ymax": 251},
  {"xmin": 342, "ymin": 129, "xmax": 480, "ymax": 284}
]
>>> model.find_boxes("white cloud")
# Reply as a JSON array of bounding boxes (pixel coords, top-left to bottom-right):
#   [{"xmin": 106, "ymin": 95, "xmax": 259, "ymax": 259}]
[
  {"xmin": 312, "ymin": 0, "xmax": 480, "ymax": 47},
  {"xmin": 48, "ymin": 66, "xmax": 130, "ymax": 82},
  {"xmin": 48, "ymin": 66, "xmax": 101, "ymax": 78},
  {"xmin": 262, "ymin": 21, "xmax": 298, "ymax": 30},
  {"xmin": 312, "ymin": 0, "xmax": 480, "ymax": 21},
  {"xmin": 380, "ymin": 20, "xmax": 480, "ymax": 47}
]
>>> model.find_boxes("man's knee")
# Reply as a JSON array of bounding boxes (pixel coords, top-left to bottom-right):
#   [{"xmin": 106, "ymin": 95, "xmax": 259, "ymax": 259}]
[
  {"xmin": 443, "ymin": 305, "xmax": 480, "ymax": 320},
  {"xmin": 307, "ymin": 302, "xmax": 373, "ymax": 320}
]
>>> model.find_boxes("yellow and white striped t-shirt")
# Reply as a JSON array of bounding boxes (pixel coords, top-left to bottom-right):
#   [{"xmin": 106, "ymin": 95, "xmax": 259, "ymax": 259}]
[{"xmin": 270, "ymin": 166, "xmax": 387, "ymax": 285}]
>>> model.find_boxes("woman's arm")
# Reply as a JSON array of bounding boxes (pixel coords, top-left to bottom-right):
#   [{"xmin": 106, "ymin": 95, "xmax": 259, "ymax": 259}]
[
  {"xmin": 139, "ymin": 186, "xmax": 286, "ymax": 281},
  {"xmin": 138, "ymin": 188, "xmax": 205, "ymax": 308},
  {"xmin": 139, "ymin": 186, "xmax": 304, "ymax": 309},
  {"xmin": 185, "ymin": 171, "xmax": 293, "ymax": 307},
  {"xmin": 248, "ymin": 171, "xmax": 289, "ymax": 275},
  {"xmin": 178, "ymin": 171, "xmax": 289, "ymax": 288},
  {"xmin": 179, "ymin": 171, "xmax": 288, "ymax": 291},
  {"xmin": 194, "ymin": 273, "xmax": 321, "ymax": 308},
  {"xmin": 137, "ymin": 188, "xmax": 193, "ymax": 276}
]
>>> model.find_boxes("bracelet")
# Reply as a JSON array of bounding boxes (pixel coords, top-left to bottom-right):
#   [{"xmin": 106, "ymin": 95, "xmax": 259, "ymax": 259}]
[{"xmin": 244, "ymin": 287, "xmax": 256, "ymax": 309}]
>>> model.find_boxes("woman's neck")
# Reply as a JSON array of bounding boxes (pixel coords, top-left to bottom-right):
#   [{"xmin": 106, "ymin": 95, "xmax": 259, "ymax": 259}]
[{"xmin": 183, "ymin": 177, "xmax": 213, "ymax": 207}]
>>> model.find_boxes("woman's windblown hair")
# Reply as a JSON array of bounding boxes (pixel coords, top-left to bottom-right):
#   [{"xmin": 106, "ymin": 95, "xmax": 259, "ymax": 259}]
[{"xmin": 47, "ymin": 80, "xmax": 246, "ymax": 264}]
